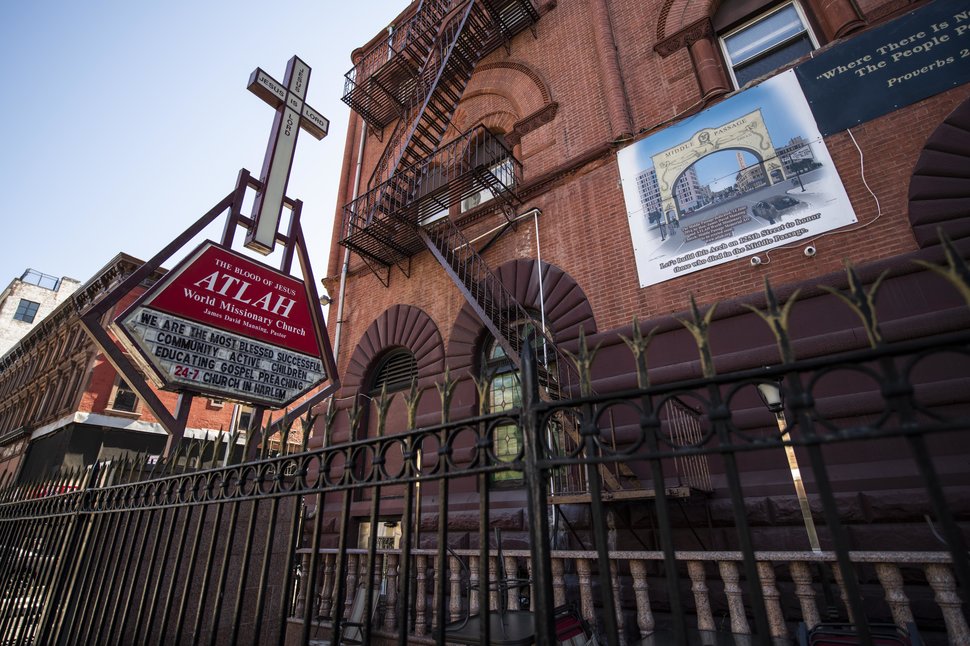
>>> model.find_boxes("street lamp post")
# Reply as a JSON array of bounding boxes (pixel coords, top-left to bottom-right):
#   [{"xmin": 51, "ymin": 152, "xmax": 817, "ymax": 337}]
[{"xmin": 757, "ymin": 380, "xmax": 822, "ymax": 552}]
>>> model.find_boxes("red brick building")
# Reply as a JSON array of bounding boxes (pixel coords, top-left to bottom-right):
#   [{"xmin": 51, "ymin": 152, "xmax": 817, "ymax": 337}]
[
  {"xmin": 0, "ymin": 254, "xmax": 255, "ymax": 482},
  {"xmin": 316, "ymin": 0, "xmax": 969, "ymax": 554}
]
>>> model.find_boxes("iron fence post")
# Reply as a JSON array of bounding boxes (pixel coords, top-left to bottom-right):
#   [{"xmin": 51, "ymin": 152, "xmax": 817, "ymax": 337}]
[{"xmin": 520, "ymin": 334, "xmax": 557, "ymax": 645}]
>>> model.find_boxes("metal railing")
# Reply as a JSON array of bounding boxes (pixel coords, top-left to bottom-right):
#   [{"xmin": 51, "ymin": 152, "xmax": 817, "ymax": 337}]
[
  {"xmin": 340, "ymin": 126, "xmax": 520, "ymax": 266},
  {"xmin": 0, "ymin": 243, "xmax": 968, "ymax": 645}
]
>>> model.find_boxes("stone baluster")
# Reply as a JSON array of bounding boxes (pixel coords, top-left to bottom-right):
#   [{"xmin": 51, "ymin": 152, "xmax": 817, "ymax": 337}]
[
  {"xmin": 431, "ymin": 556, "xmax": 440, "ymax": 629},
  {"xmin": 527, "ymin": 559, "xmax": 535, "ymax": 611},
  {"xmin": 874, "ymin": 563, "xmax": 914, "ymax": 628},
  {"xmin": 319, "ymin": 553, "xmax": 335, "ymax": 618},
  {"xmin": 789, "ymin": 561, "xmax": 820, "ymax": 629},
  {"xmin": 469, "ymin": 555, "xmax": 480, "ymax": 615},
  {"xmin": 610, "ymin": 560, "xmax": 625, "ymax": 645},
  {"xmin": 925, "ymin": 563, "xmax": 970, "ymax": 645},
  {"xmin": 384, "ymin": 553, "xmax": 399, "ymax": 630},
  {"xmin": 687, "ymin": 561, "xmax": 715, "ymax": 633},
  {"xmin": 294, "ymin": 553, "xmax": 309, "ymax": 617},
  {"xmin": 489, "ymin": 556, "xmax": 500, "ymax": 611},
  {"xmin": 450, "ymin": 555, "xmax": 462, "ymax": 622},
  {"xmin": 415, "ymin": 554, "xmax": 428, "ymax": 636},
  {"xmin": 831, "ymin": 562, "xmax": 855, "ymax": 624},
  {"xmin": 718, "ymin": 561, "xmax": 751, "ymax": 635},
  {"xmin": 756, "ymin": 561, "xmax": 787, "ymax": 641},
  {"xmin": 577, "ymin": 558, "xmax": 594, "ymax": 626},
  {"xmin": 344, "ymin": 554, "xmax": 359, "ymax": 618},
  {"xmin": 629, "ymin": 560, "xmax": 654, "ymax": 637},
  {"xmin": 505, "ymin": 555, "xmax": 520, "ymax": 610},
  {"xmin": 552, "ymin": 558, "xmax": 566, "ymax": 608}
]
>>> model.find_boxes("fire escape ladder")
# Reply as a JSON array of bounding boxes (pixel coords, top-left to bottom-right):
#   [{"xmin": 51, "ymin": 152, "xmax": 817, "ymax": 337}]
[
  {"xmin": 368, "ymin": 0, "xmax": 487, "ymax": 198},
  {"xmin": 418, "ymin": 217, "xmax": 641, "ymax": 496}
]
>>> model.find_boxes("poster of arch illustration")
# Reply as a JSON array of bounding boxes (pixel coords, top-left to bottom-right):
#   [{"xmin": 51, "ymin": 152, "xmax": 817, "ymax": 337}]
[{"xmin": 618, "ymin": 70, "xmax": 857, "ymax": 288}]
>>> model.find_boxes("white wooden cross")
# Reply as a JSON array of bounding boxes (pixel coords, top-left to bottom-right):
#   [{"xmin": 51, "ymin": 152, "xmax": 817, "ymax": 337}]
[{"xmin": 245, "ymin": 55, "xmax": 329, "ymax": 255}]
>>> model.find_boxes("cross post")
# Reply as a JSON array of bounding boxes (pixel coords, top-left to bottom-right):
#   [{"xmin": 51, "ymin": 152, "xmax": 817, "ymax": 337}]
[{"xmin": 246, "ymin": 55, "xmax": 329, "ymax": 255}]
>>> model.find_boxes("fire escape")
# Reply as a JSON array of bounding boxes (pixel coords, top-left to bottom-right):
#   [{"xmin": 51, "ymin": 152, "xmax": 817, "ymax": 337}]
[{"xmin": 339, "ymin": 0, "xmax": 707, "ymax": 504}]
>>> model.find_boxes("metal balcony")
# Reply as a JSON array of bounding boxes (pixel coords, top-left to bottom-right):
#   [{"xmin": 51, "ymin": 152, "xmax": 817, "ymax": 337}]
[
  {"xmin": 341, "ymin": 0, "xmax": 539, "ymax": 131},
  {"xmin": 339, "ymin": 126, "xmax": 521, "ymax": 269}
]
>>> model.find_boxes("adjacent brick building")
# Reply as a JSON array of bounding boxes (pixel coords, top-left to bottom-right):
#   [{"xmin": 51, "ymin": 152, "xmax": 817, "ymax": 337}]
[{"xmin": 0, "ymin": 254, "xmax": 255, "ymax": 482}]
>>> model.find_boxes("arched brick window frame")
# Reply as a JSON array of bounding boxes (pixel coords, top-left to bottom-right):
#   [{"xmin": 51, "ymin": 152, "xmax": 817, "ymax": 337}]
[
  {"xmin": 446, "ymin": 259, "xmax": 596, "ymax": 375},
  {"xmin": 909, "ymin": 97, "xmax": 970, "ymax": 249},
  {"xmin": 455, "ymin": 61, "xmax": 558, "ymax": 155},
  {"xmin": 343, "ymin": 304, "xmax": 445, "ymax": 393}
]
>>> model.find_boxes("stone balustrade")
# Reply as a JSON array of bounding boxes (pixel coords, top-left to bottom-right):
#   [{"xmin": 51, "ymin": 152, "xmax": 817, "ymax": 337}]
[{"xmin": 291, "ymin": 548, "xmax": 968, "ymax": 644}]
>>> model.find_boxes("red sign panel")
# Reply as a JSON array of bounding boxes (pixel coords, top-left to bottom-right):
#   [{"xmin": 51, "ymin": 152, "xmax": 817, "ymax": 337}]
[
  {"xmin": 112, "ymin": 242, "xmax": 330, "ymax": 408},
  {"xmin": 146, "ymin": 243, "xmax": 319, "ymax": 355}
]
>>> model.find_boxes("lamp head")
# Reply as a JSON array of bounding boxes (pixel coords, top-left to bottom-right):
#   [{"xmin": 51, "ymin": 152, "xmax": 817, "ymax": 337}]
[{"xmin": 757, "ymin": 379, "xmax": 785, "ymax": 413}]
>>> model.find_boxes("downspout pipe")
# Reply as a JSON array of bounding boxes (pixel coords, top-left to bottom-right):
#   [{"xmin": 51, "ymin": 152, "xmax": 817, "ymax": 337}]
[{"xmin": 333, "ymin": 25, "xmax": 394, "ymax": 365}]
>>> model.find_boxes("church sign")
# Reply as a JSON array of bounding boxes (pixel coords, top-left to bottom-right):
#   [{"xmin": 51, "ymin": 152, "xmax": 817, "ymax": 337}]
[{"xmin": 111, "ymin": 242, "xmax": 328, "ymax": 408}]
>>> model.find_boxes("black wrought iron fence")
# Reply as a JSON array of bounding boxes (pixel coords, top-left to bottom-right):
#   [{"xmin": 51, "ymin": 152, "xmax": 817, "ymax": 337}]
[{"xmin": 1, "ymin": 241, "xmax": 969, "ymax": 645}]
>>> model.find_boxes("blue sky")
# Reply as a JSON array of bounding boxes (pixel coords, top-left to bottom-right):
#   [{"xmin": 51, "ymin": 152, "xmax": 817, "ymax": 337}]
[{"xmin": 0, "ymin": 0, "xmax": 407, "ymax": 293}]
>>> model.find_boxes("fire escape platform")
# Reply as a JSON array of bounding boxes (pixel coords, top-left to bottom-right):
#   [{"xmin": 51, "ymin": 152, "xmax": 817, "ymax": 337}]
[
  {"xmin": 340, "ymin": 126, "xmax": 521, "ymax": 268},
  {"xmin": 548, "ymin": 486, "xmax": 699, "ymax": 506},
  {"xmin": 342, "ymin": 0, "xmax": 540, "ymax": 132}
]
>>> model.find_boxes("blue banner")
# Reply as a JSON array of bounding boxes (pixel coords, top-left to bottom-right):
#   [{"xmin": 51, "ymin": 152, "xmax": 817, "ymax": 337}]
[{"xmin": 796, "ymin": 1, "xmax": 970, "ymax": 135}]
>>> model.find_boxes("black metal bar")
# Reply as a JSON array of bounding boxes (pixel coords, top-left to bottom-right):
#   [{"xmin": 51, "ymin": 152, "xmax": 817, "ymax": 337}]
[
  {"xmin": 520, "ymin": 335, "xmax": 556, "ymax": 645},
  {"xmin": 299, "ymin": 490, "xmax": 327, "ymax": 646},
  {"xmin": 227, "ymin": 498, "xmax": 262, "ymax": 645},
  {"xmin": 785, "ymin": 368, "xmax": 872, "ymax": 644},
  {"xmin": 172, "ymin": 498, "xmax": 212, "ymax": 644},
  {"xmin": 103, "ymin": 498, "xmax": 152, "ymax": 644},
  {"xmin": 275, "ymin": 475, "xmax": 305, "ymax": 646},
  {"xmin": 250, "ymin": 494, "xmax": 282, "ymax": 644},
  {"xmin": 582, "ymin": 402, "xmax": 620, "ymax": 645},
  {"xmin": 129, "ymin": 504, "xmax": 175, "ymax": 644},
  {"xmin": 398, "ymin": 435, "xmax": 416, "ymax": 645},
  {"xmin": 205, "ymin": 493, "xmax": 241, "ymax": 646},
  {"xmin": 49, "ymin": 484, "xmax": 108, "ymax": 644},
  {"xmin": 706, "ymin": 381, "xmax": 773, "ymax": 645},
  {"xmin": 189, "ymin": 497, "xmax": 227, "ymax": 643},
  {"xmin": 88, "ymin": 469, "xmax": 138, "ymax": 645},
  {"xmin": 138, "ymin": 503, "xmax": 183, "ymax": 643},
  {"xmin": 156, "ymin": 500, "xmax": 199, "ymax": 645},
  {"xmin": 631, "ymin": 337, "xmax": 689, "ymax": 644},
  {"xmin": 0, "ymin": 497, "xmax": 36, "ymax": 635},
  {"xmin": 331, "ymin": 486, "xmax": 355, "ymax": 642}
]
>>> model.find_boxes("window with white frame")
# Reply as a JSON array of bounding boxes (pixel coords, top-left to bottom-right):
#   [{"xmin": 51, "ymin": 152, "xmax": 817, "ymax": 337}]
[
  {"xmin": 719, "ymin": 1, "xmax": 818, "ymax": 88},
  {"xmin": 108, "ymin": 376, "xmax": 140, "ymax": 414},
  {"xmin": 234, "ymin": 405, "xmax": 255, "ymax": 433}
]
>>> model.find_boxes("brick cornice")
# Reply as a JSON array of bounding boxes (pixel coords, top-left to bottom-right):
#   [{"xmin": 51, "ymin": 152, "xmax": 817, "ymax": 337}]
[{"xmin": 654, "ymin": 17, "xmax": 714, "ymax": 58}]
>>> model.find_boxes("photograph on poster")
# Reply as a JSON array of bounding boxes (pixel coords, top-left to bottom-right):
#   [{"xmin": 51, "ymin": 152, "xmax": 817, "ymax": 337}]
[{"xmin": 618, "ymin": 71, "xmax": 857, "ymax": 288}]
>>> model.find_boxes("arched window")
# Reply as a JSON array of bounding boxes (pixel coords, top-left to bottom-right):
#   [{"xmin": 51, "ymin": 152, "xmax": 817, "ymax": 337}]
[
  {"xmin": 482, "ymin": 335, "xmax": 522, "ymax": 484},
  {"xmin": 480, "ymin": 313, "xmax": 552, "ymax": 485},
  {"xmin": 369, "ymin": 348, "xmax": 418, "ymax": 395}
]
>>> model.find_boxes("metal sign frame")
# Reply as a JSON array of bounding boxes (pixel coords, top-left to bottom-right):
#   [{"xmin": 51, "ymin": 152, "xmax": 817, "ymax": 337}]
[{"xmin": 80, "ymin": 168, "xmax": 339, "ymax": 455}]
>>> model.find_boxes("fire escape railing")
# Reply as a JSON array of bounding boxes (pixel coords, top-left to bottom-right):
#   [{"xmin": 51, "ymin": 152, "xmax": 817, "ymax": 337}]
[
  {"xmin": 340, "ymin": 126, "xmax": 519, "ymax": 267},
  {"xmin": 342, "ymin": 0, "xmax": 459, "ymax": 132}
]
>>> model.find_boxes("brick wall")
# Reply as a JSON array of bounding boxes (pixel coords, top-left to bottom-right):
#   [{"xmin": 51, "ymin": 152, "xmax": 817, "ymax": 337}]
[{"xmin": 326, "ymin": 0, "xmax": 969, "ymax": 391}]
